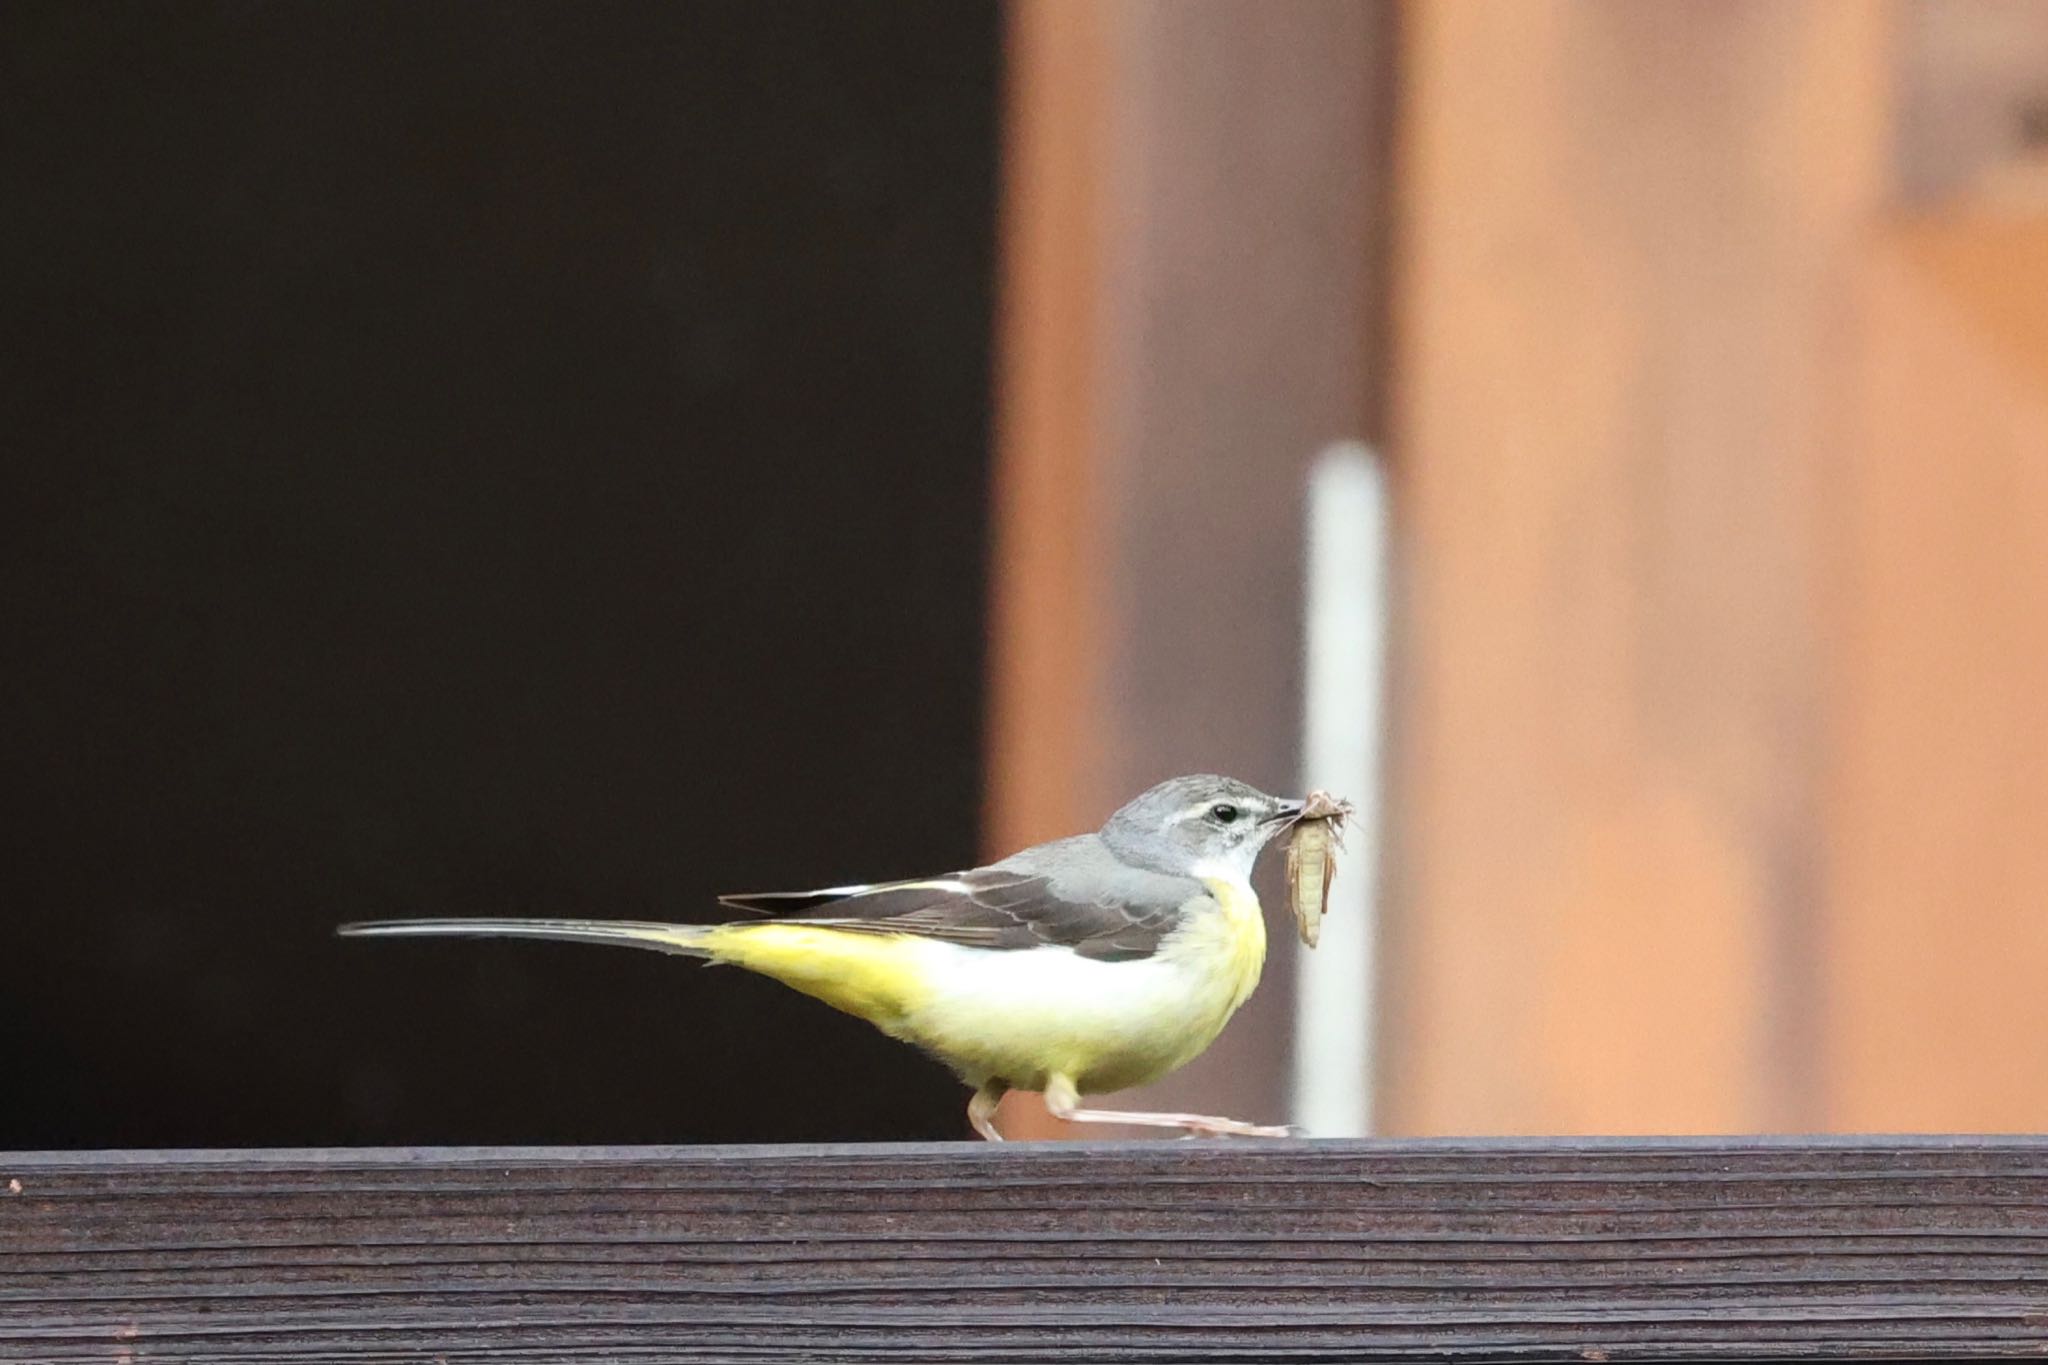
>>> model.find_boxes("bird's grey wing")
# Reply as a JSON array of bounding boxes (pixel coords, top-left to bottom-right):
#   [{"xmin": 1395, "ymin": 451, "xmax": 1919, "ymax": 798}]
[{"xmin": 718, "ymin": 841, "xmax": 1194, "ymax": 963}]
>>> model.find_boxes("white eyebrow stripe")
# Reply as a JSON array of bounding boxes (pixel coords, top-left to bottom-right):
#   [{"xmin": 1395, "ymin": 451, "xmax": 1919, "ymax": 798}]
[{"xmin": 1165, "ymin": 799, "xmax": 1228, "ymax": 828}]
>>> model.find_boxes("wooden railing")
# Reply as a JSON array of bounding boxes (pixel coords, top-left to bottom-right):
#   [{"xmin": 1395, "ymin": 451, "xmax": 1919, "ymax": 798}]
[{"xmin": 6, "ymin": 1136, "xmax": 2048, "ymax": 1361}]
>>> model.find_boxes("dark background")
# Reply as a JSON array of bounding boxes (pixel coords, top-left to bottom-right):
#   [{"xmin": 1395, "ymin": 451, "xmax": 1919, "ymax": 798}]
[{"xmin": 0, "ymin": 1, "xmax": 1001, "ymax": 1146}]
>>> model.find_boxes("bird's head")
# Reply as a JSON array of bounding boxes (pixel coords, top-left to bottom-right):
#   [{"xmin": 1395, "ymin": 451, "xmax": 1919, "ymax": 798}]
[{"xmin": 1099, "ymin": 774, "xmax": 1303, "ymax": 883}]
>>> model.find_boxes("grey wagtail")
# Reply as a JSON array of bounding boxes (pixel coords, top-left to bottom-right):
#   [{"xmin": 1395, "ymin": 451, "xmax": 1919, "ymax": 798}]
[{"xmin": 339, "ymin": 774, "xmax": 1305, "ymax": 1140}]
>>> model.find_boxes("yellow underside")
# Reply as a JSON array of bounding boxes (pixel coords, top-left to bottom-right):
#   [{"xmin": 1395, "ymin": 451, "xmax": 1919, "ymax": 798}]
[
  {"xmin": 698, "ymin": 921, "xmax": 935, "ymax": 1031},
  {"xmin": 697, "ymin": 878, "xmax": 1267, "ymax": 1097}
]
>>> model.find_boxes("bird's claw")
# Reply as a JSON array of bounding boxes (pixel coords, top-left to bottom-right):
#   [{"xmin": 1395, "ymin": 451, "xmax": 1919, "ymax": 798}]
[{"xmin": 1180, "ymin": 1119, "xmax": 1303, "ymax": 1140}]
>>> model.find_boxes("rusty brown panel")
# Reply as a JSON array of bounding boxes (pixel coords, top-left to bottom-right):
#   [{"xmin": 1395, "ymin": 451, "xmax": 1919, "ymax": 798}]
[
  {"xmin": 986, "ymin": 0, "xmax": 1118, "ymax": 862},
  {"xmin": 988, "ymin": 0, "xmax": 1390, "ymax": 1136},
  {"xmin": 984, "ymin": 0, "xmax": 1125, "ymax": 1140},
  {"xmin": 1384, "ymin": 0, "xmax": 1894, "ymax": 1135},
  {"xmin": 1825, "ymin": 215, "xmax": 2048, "ymax": 1131}
]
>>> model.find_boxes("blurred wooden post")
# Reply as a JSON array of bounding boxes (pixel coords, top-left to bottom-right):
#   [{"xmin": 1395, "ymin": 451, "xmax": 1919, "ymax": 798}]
[
  {"xmin": 988, "ymin": 0, "xmax": 1390, "ymax": 1133},
  {"xmin": 986, "ymin": 0, "xmax": 1115, "ymax": 862},
  {"xmin": 1384, "ymin": 0, "xmax": 1894, "ymax": 1135}
]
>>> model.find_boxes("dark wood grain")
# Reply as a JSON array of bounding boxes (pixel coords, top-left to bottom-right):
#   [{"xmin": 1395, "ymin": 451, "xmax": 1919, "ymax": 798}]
[{"xmin": 5, "ymin": 1138, "xmax": 2048, "ymax": 1362}]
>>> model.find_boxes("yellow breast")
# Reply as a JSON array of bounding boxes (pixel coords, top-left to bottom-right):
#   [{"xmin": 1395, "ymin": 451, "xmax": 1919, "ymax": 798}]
[{"xmin": 1186, "ymin": 876, "xmax": 1269, "ymax": 1019}]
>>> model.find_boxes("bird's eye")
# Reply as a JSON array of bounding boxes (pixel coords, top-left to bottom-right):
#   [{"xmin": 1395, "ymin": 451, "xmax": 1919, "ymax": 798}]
[{"xmin": 1209, "ymin": 804, "xmax": 1240, "ymax": 825}]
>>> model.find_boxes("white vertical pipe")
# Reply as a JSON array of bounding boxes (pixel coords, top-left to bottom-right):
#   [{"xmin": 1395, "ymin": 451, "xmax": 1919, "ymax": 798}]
[{"xmin": 1291, "ymin": 441, "xmax": 1388, "ymax": 1137}]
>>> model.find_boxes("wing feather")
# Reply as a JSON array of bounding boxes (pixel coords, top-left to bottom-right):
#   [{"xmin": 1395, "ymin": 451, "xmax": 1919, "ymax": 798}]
[{"xmin": 720, "ymin": 870, "xmax": 1181, "ymax": 963}]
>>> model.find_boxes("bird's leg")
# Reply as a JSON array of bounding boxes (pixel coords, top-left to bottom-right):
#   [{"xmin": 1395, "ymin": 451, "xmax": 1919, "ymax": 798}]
[
  {"xmin": 967, "ymin": 1081, "xmax": 1008, "ymax": 1142},
  {"xmin": 1041, "ymin": 1075, "xmax": 1297, "ymax": 1139}
]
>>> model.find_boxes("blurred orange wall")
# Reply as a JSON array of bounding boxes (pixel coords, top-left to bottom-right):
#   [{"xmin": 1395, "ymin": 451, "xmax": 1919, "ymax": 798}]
[
  {"xmin": 1827, "ymin": 215, "xmax": 2048, "ymax": 1131},
  {"xmin": 1383, "ymin": 0, "xmax": 1893, "ymax": 1135},
  {"xmin": 990, "ymin": 0, "xmax": 2048, "ymax": 1136}
]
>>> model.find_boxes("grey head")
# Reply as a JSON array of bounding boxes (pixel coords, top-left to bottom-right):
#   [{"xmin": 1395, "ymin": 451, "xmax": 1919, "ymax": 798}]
[{"xmin": 1097, "ymin": 774, "xmax": 1303, "ymax": 882}]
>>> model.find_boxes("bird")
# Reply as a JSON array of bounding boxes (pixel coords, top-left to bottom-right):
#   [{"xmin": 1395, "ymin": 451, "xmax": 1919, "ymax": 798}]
[{"xmin": 338, "ymin": 773, "xmax": 1306, "ymax": 1141}]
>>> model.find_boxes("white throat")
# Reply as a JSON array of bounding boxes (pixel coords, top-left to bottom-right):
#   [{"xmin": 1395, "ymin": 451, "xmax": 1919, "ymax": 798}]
[{"xmin": 1186, "ymin": 841, "xmax": 1264, "ymax": 889}]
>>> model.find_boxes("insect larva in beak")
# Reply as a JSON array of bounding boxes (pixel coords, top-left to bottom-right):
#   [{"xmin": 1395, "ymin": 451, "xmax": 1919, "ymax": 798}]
[{"xmin": 1285, "ymin": 790, "xmax": 1354, "ymax": 949}]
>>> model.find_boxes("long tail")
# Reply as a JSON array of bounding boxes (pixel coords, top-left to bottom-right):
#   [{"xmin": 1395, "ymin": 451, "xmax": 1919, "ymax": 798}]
[
  {"xmin": 343, "ymin": 916, "xmax": 939, "ymax": 1040},
  {"xmin": 336, "ymin": 917, "xmax": 714, "ymax": 957}
]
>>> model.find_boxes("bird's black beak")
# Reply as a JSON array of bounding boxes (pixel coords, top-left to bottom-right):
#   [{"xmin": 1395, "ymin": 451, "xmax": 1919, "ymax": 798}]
[{"xmin": 1264, "ymin": 800, "xmax": 1306, "ymax": 826}]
